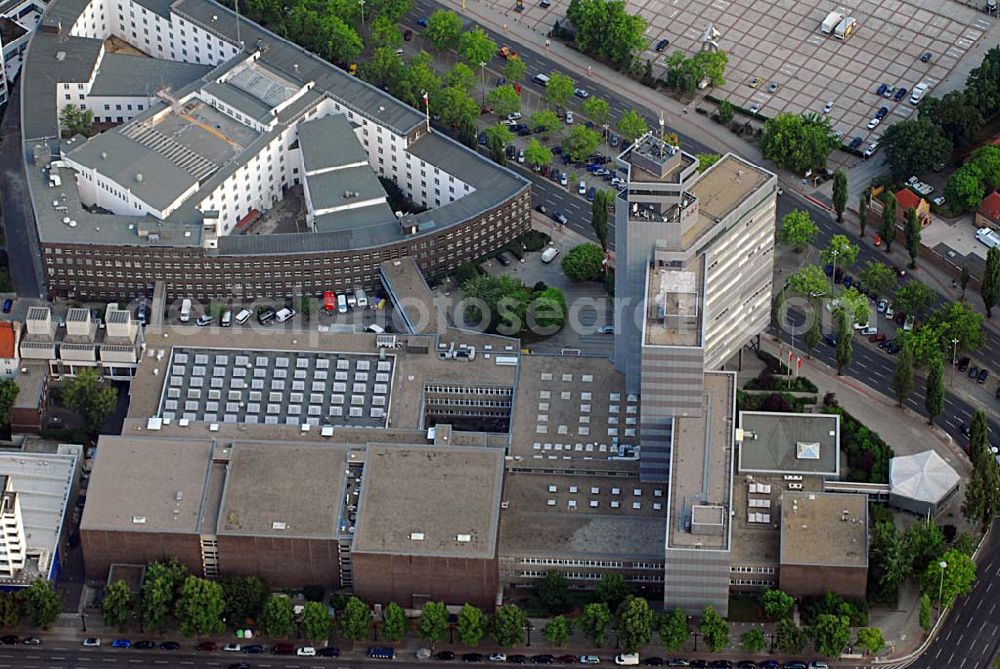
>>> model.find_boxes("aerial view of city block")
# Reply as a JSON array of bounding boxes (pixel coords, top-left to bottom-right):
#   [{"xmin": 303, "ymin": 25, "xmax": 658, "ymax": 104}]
[{"xmin": 0, "ymin": 0, "xmax": 998, "ymax": 666}]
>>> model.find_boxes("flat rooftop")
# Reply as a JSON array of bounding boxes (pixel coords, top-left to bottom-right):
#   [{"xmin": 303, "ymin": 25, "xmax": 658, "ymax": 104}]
[
  {"xmin": 683, "ymin": 154, "xmax": 772, "ymax": 248},
  {"xmin": 380, "ymin": 258, "xmax": 444, "ymax": 335},
  {"xmin": 499, "ymin": 472, "xmax": 667, "ymax": 560},
  {"xmin": 644, "ymin": 257, "xmax": 704, "ymax": 347},
  {"xmin": 738, "ymin": 411, "xmax": 840, "ymax": 477},
  {"xmin": 218, "ymin": 441, "xmax": 347, "ymax": 539},
  {"xmin": 352, "ymin": 445, "xmax": 504, "ymax": 559},
  {"xmin": 779, "ymin": 491, "xmax": 868, "ymax": 568},
  {"xmin": 508, "ymin": 355, "xmax": 638, "ymax": 472},
  {"xmin": 156, "ymin": 345, "xmax": 395, "ymax": 428},
  {"xmin": 666, "ymin": 372, "xmax": 736, "ymax": 550},
  {"xmin": 729, "ymin": 471, "xmax": 825, "ymax": 566},
  {"xmin": 81, "ymin": 436, "xmax": 214, "ymax": 533}
]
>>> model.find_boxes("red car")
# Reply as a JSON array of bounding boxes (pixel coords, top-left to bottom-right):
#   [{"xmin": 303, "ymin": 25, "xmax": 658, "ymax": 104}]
[
  {"xmin": 894, "ymin": 311, "xmax": 906, "ymax": 325},
  {"xmin": 869, "ymin": 333, "xmax": 886, "ymax": 343}
]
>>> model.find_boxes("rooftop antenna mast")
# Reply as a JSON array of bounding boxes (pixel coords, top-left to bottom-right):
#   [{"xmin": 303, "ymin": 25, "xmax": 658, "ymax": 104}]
[
  {"xmin": 234, "ymin": 0, "xmax": 242, "ymax": 49},
  {"xmin": 658, "ymin": 113, "xmax": 665, "ymax": 142}
]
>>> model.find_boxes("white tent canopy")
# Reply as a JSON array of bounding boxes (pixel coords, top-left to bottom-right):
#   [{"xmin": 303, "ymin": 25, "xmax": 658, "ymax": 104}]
[{"xmin": 890, "ymin": 450, "xmax": 960, "ymax": 503}]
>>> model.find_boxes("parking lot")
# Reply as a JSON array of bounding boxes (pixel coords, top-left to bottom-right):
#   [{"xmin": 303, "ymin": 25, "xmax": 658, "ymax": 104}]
[{"xmin": 509, "ymin": 0, "xmax": 994, "ymax": 147}]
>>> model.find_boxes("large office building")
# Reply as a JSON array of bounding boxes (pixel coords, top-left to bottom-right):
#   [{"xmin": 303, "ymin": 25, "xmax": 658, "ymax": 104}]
[
  {"xmin": 612, "ymin": 134, "xmax": 776, "ymax": 481},
  {"xmin": 20, "ymin": 0, "xmax": 530, "ymax": 301}
]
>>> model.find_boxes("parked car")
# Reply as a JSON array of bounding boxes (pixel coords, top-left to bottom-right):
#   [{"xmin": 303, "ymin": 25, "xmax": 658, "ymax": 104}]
[
  {"xmin": 223, "ymin": 644, "xmax": 242, "ymax": 653},
  {"xmin": 969, "ymin": 365, "xmax": 980, "ymax": 379},
  {"xmin": 532, "ymin": 656, "xmax": 555, "ymax": 664},
  {"xmin": 579, "ymin": 657, "xmax": 600, "ymax": 665},
  {"xmin": 867, "ymin": 117, "xmax": 881, "ymax": 129},
  {"xmin": 508, "ymin": 656, "xmax": 528, "ymax": 664},
  {"xmin": 134, "ymin": 641, "xmax": 156, "ymax": 650},
  {"xmin": 464, "ymin": 653, "xmax": 485, "ymax": 662},
  {"xmin": 490, "ymin": 654, "xmax": 509, "ymax": 663},
  {"xmin": 877, "ymin": 299, "xmax": 887, "ymax": 313},
  {"xmin": 920, "ymin": 51, "xmax": 932, "ymax": 62},
  {"xmin": 198, "ymin": 641, "xmax": 218, "ymax": 652},
  {"xmin": 1, "ymin": 299, "xmax": 12, "ymax": 314},
  {"xmin": 869, "ymin": 333, "xmax": 886, "ymax": 343},
  {"xmin": 611, "ymin": 134, "xmax": 620, "ymax": 147},
  {"xmin": 403, "ymin": 29, "xmax": 412, "ymax": 41},
  {"xmin": 823, "ymin": 101, "xmax": 833, "ymax": 113},
  {"xmin": 317, "ymin": 647, "xmax": 341, "ymax": 657},
  {"xmin": 655, "ymin": 38, "xmax": 670, "ymax": 51},
  {"xmin": 22, "ymin": 638, "xmax": 40, "ymax": 646},
  {"xmin": 160, "ymin": 642, "xmax": 180, "ymax": 650},
  {"xmin": 111, "ymin": 640, "xmax": 131, "ymax": 649},
  {"xmin": 243, "ymin": 644, "xmax": 264, "ymax": 654},
  {"xmin": 848, "ymin": 136, "xmax": 864, "ymax": 150},
  {"xmin": 933, "ymin": 196, "xmax": 946, "ymax": 206},
  {"xmin": 767, "ymin": 81, "xmax": 779, "ymax": 93},
  {"xmin": 416, "ymin": 16, "xmax": 429, "ymax": 26},
  {"xmin": 957, "ymin": 356, "xmax": 971, "ymax": 371},
  {"xmin": 573, "ymin": 87, "xmax": 589, "ymax": 99},
  {"xmin": 556, "ymin": 656, "xmax": 577, "ymax": 665},
  {"xmin": 978, "ymin": 368, "xmax": 990, "ymax": 384},
  {"xmin": 893, "ymin": 87, "xmax": 908, "ymax": 101},
  {"xmin": 643, "ymin": 660, "xmax": 663, "ymax": 667},
  {"xmin": 876, "ymin": 83, "xmax": 889, "ymax": 96}
]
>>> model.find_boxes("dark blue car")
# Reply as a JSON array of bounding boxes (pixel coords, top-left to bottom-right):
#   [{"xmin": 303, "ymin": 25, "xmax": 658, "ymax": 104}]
[
  {"xmin": 1, "ymin": 299, "xmax": 11, "ymax": 314},
  {"xmin": 416, "ymin": 17, "xmax": 428, "ymax": 27},
  {"xmin": 112, "ymin": 639, "xmax": 132, "ymax": 649}
]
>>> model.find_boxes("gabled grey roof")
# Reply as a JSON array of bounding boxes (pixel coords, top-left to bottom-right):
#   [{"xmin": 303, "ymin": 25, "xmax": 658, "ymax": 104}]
[
  {"xmin": 88, "ymin": 54, "xmax": 212, "ymax": 98},
  {"xmin": 202, "ymin": 81, "xmax": 273, "ymax": 124}
]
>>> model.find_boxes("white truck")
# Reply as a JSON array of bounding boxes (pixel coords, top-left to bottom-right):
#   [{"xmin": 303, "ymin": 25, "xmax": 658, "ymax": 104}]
[
  {"xmin": 820, "ymin": 10, "xmax": 844, "ymax": 35},
  {"xmin": 834, "ymin": 16, "xmax": 857, "ymax": 39},
  {"xmin": 179, "ymin": 298, "xmax": 192, "ymax": 322},
  {"xmin": 976, "ymin": 227, "xmax": 1000, "ymax": 249}
]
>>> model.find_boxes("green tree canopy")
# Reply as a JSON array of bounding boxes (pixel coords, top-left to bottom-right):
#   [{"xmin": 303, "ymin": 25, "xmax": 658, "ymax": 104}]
[
  {"xmin": 699, "ymin": 605, "xmax": 730, "ymax": 653},
  {"xmin": 869, "ymin": 520, "xmax": 907, "ymax": 601},
  {"xmin": 537, "ymin": 571, "xmax": 571, "ymax": 614},
  {"xmin": 616, "ymin": 596, "xmax": 653, "ymax": 654},
  {"xmin": 425, "ymin": 9, "xmax": 462, "ymax": 51},
  {"xmin": 489, "ymin": 604, "xmax": 527, "ymax": 647},
  {"xmin": 761, "ymin": 588, "xmax": 795, "ymax": 620},
  {"xmin": 561, "ymin": 243, "xmax": 605, "ymax": 282},
  {"xmin": 813, "ymin": 614, "xmax": 851, "ymax": 657},
  {"xmin": 459, "ymin": 27, "xmax": 496, "ymax": 66},
  {"xmin": 595, "ymin": 573, "xmax": 632, "ymax": 612},
  {"xmin": 417, "ymin": 601, "xmax": 448, "ymax": 643},
  {"xmin": 760, "ymin": 113, "xmax": 836, "ymax": 174},
  {"xmin": 787, "ymin": 264, "xmax": 827, "ymax": 297},
  {"xmin": 445, "ymin": 62, "xmax": 478, "ymax": 94},
  {"xmin": 835, "ymin": 308, "xmax": 853, "ymax": 374},
  {"xmin": 893, "ymin": 281, "xmax": 935, "ymax": 321},
  {"xmin": 892, "ymin": 341, "xmax": 915, "ymax": 407},
  {"xmin": 59, "ymin": 105, "xmax": 94, "ymax": 137},
  {"xmin": 778, "ymin": 210, "xmax": 819, "ymax": 250},
  {"xmin": 566, "ymin": 0, "xmax": 646, "ymax": 67},
  {"xmin": 820, "ymin": 234, "xmax": 859, "ymax": 268},
  {"xmin": 905, "ymin": 520, "xmax": 947, "ymax": 576},
  {"xmin": 970, "ymin": 145, "xmax": 1000, "ymax": 191},
  {"xmin": 370, "ymin": 15, "xmax": 402, "ymax": 49},
  {"xmin": 102, "ymin": 580, "xmax": 135, "ymax": 631},
  {"xmin": 562, "ymin": 125, "xmax": 601, "ymax": 162},
  {"xmin": 381, "ymin": 602, "xmax": 407, "ymax": 642},
  {"xmin": 740, "ymin": 629, "xmax": 766, "ymax": 653},
  {"xmin": 141, "ymin": 559, "xmax": 188, "ymax": 632},
  {"xmin": 457, "ymin": 603, "xmax": 486, "ymax": 646},
  {"xmin": 880, "ymin": 191, "xmax": 898, "ymax": 252},
  {"xmin": 259, "ymin": 595, "xmax": 296, "ymax": 638},
  {"xmin": 920, "ymin": 91, "xmax": 984, "ymax": 147},
  {"xmin": 544, "ymin": 72, "xmax": 575, "ymax": 109},
  {"xmin": 856, "ymin": 627, "xmax": 885, "ymax": 656},
  {"xmin": 880, "ymin": 118, "xmax": 953, "ymax": 180},
  {"xmin": 396, "ymin": 52, "xmax": 441, "ymax": 109},
  {"xmin": 25, "ymin": 580, "xmax": 61, "ymax": 629},
  {"xmin": 592, "ymin": 190, "xmax": 614, "ymax": 250},
  {"xmin": 579, "ymin": 603, "xmax": 611, "ymax": 647},
  {"xmin": 944, "ymin": 162, "xmax": 986, "ymax": 213},
  {"xmin": 503, "ymin": 57, "xmax": 527, "ymax": 83},
  {"xmin": 0, "ymin": 379, "xmax": 19, "ymax": 429},
  {"xmin": 220, "ymin": 575, "xmax": 269, "ymax": 624},
  {"xmin": 925, "ymin": 352, "xmax": 944, "ymax": 424},
  {"xmin": 301, "ymin": 601, "xmax": 331, "ymax": 642},
  {"xmin": 657, "ymin": 608, "xmax": 690, "ymax": 651},
  {"xmin": 776, "ymin": 618, "xmax": 807, "ymax": 654},
  {"xmin": 284, "ymin": 7, "xmax": 362, "ymax": 64},
  {"xmin": 338, "ymin": 597, "xmax": 372, "ymax": 641},
  {"xmin": 982, "ymin": 246, "xmax": 1000, "ymax": 318},
  {"xmin": 543, "ymin": 616, "xmax": 571, "ymax": 646},
  {"xmin": 175, "ymin": 576, "xmax": 225, "ymax": 637},
  {"xmin": 859, "ymin": 261, "xmax": 896, "ymax": 299},
  {"xmin": 528, "ymin": 287, "xmax": 568, "ymax": 334},
  {"xmin": 484, "ymin": 124, "xmax": 514, "ymax": 165},
  {"xmin": 531, "ymin": 110, "xmax": 562, "ymax": 137},
  {"xmin": 926, "ymin": 301, "xmax": 986, "ymax": 355},
  {"xmin": 697, "ymin": 153, "xmax": 722, "ymax": 173},
  {"xmin": 617, "ymin": 109, "xmax": 648, "ymax": 144},
  {"xmin": 832, "ymin": 170, "xmax": 848, "ymax": 223},
  {"xmin": 919, "ymin": 548, "xmax": 976, "ymax": 608},
  {"xmin": 62, "ymin": 367, "xmax": 118, "ymax": 433},
  {"xmin": 524, "ymin": 139, "xmax": 553, "ymax": 169},
  {"xmin": 905, "ymin": 208, "xmax": 922, "ymax": 269},
  {"xmin": 582, "ymin": 96, "xmax": 611, "ymax": 128}
]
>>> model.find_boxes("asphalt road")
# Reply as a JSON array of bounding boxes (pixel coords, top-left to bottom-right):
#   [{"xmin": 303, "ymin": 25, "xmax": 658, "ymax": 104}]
[{"xmin": 0, "ymin": 83, "xmax": 45, "ymax": 298}]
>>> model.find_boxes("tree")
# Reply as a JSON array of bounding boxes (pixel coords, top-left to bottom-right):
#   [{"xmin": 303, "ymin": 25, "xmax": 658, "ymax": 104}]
[
  {"xmin": 813, "ymin": 614, "xmax": 851, "ymax": 657},
  {"xmin": 970, "ymin": 145, "xmax": 1000, "ymax": 191},
  {"xmin": 486, "ymin": 84, "xmax": 521, "ymax": 118},
  {"xmin": 592, "ymin": 190, "xmax": 614, "ymax": 250},
  {"xmin": 925, "ymin": 354, "xmax": 944, "ymax": 425},
  {"xmin": 820, "ymin": 234, "xmax": 859, "ymax": 269},
  {"xmin": 860, "ymin": 261, "xmax": 896, "ymax": 300},
  {"xmin": 300, "ymin": 601, "xmax": 331, "ymax": 641},
  {"xmin": 858, "ymin": 191, "xmax": 870, "ymax": 239},
  {"xmin": 543, "ymin": 615, "xmax": 571, "ymax": 646},
  {"xmin": 960, "ymin": 265, "xmax": 971, "ymax": 300},
  {"xmin": 699, "ymin": 606, "xmax": 730, "ymax": 653},
  {"xmin": 905, "ymin": 208, "xmax": 922, "ymax": 269},
  {"xmin": 562, "ymin": 125, "xmax": 601, "ymax": 162},
  {"xmin": 804, "ymin": 311, "xmax": 821, "ymax": 357},
  {"xmin": 503, "ymin": 57, "xmax": 527, "ymax": 83},
  {"xmin": 338, "ymin": 597, "xmax": 372, "ymax": 641},
  {"xmin": 489, "ymin": 604, "xmax": 527, "ymax": 647},
  {"xmin": 567, "ymin": 0, "xmax": 646, "ymax": 67},
  {"xmin": 982, "ymin": 246, "xmax": 1000, "ymax": 318},
  {"xmin": 834, "ymin": 309, "xmax": 852, "ymax": 375},
  {"xmin": 953, "ymin": 532, "xmax": 979, "ymax": 557},
  {"xmin": 259, "ymin": 595, "xmax": 296, "ymax": 638},
  {"xmin": 787, "ymin": 265, "xmax": 827, "ymax": 297},
  {"xmin": 772, "ymin": 288, "xmax": 786, "ymax": 330},
  {"xmin": 579, "ymin": 602, "xmax": 611, "ymax": 646},
  {"xmin": 537, "ymin": 571, "xmax": 571, "ymax": 614},
  {"xmin": 869, "ymin": 520, "xmax": 907, "ymax": 600},
  {"xmin": 175, "ymin": 576, "xmax": 225, "ymax": 637},
  {"xmin": 892, "ymin": 341, "xmax": 914, "ymax": 407},
  {"xmin": 616, "ymin": 596, "xmax": 653, "ymax": 654},
  {"xmin": 839, "ymin": 287, "xmax": 870, "ymax": 326},
  {"xmin": 380, "ymin": 602, "xmax": 407, "ymax": 642},
  {"xmin": 418, "ymin": 601, "xmax": 448, "ymax": 643},
  {"xmin": 740, "ymin": 629, "xmax": 766, "ymax": 653},
  {"xmin": 434, "ymin": 86, "xmax": 478, "ymax": 128},
  {"xmin": 944, "ymin": 163, "xmax": 986, "ymax": 213},
  {"xmin": 459, "ymin": 27, "xmax": 496, "ymax": 67},
  {"xmin": 919, "ymin": 548, "xmax": 976, "ymax": 608},
  {"xmin": 582, "ymin": 97, "xmax": 611, "ymax": 129},
  {"xmin": 879, "ymin": 192, "xmax": 897, "ymax": 252},
  {"xmin": 920, "ymin": 91, "xmax": 984, "ymax": 147},
  {"xmin": 61, "ymin": 367, "xmax": 118, "ymax": 433},
  {"xmin": 561, "ymin": 243, "xmax": 605, "ymax": 282},
  {"xmin": 396, "ymin": 52, "xmax": 441, "ymax": 109},
  {"xmin": 905, "ymin": 521, "xmax": 947, "ymax": 576},
  {"xmin": 0, "ymin": 591, "xmax": 23, "ymax": 629},
  {"xmin": 963, "ymin": 412, "xmax": 1000, "ymax": 531},
  {"xmin": 530, "ymin": 110, "xmax": 562, "ymax": 137},
  {"xmin": 529, "ymin": 287, "xmax": 567, "ymax": 333},
  {"xmin": 595, "ymin": 573, "xmax": 631, "ymax": 612},
  {"xmin": 760, "ymin": 588, "xmax": 794, "ymax": 620},
  {"xmin": 0, "ymin": 379, "xmax": 19, "ymax": 429},
  {"xmin": 854, "ymin": 627, "xmax": 885, "ymax": 656},
  {"xmin": 457, "ymin": 603, "xmax": 485, "ymax": 646},
  {"xmin": 425, "ymin": 9, "xmax": 462, "ymax": 51},
  {"xmin": 524, "ymin": 139, "xmax": 553, "ymax": 169},
  {"xmin": 445, "ymin": 62, "xmax": 478, "ymax": 94},
  {"xmin": 370, "ymin": 15, "xmax": 402, "ymax": 49},
  {"xmin": 59, "ymin": 105, "xmax": 94, "ymax": 137},
  {"xmin": 926, "ymin": 301, "xmax": 986, "ymax": 355},
  {"xmin": 220, "ymin": 575, "xmax": 269, "ymax": 624},
  {"xmin": 919, "ymin": 594, "xmax": 932, "ymax": 631},
  {"xmin": 832, "ymin": 170, "xmax": 848, "ymax": 224},
  {"xmin": 760, "ymin": 113, "xmax": 836, "ymax": 174},
  {"xmin": 775, "ymin": 618, "xmax": 807, "ymax": 654},
  {"xmin": 283, "ymin": 7, "xmax": 362, "ymax": 64},
  {"xmin": 142, "ymin": 560, "xmax": 187, "ymax": 632},
  {"xmin": 778, "ymin": 210, "xmax": 819, "ymax": 251},
  {"xmin": 484, "ymin": 124, "xmax": 514, "ymax": 165},
  {"xmin": 717, "ymin": 100, "xmax": 734, "ymax": 124},
  {"xmin": 25, "ymin": 580, "xmax": 60, "ymax": 629},
  {"xmin": 894, "ymin": 281, "xmax": 935, "ymax": 321},
  {"xmin": 880, "ymin": 118, "xmax": 952, "ymax": 180},
  {"xmin": 617, "ymin": 109, "xmax": 648, "ymax": 144},
  {"xmin": 102, "ymin": 580, "xmax": 134, "ymax": 631},
  {"xmin": 544, "ymin": 72, "xmax": 575, "ymax": 109},
  {"xmin": 658, "ymin": 608, "xmax": 690, "ymax": 651},
  {"xmin": 696, "ymin": 153, "xmax": 722, "ymax": 173}
]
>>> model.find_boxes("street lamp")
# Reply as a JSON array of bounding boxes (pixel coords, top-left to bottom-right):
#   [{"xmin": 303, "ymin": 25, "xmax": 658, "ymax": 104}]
[
  {"xmin": 938, "ymin": 560, "xmax": 948, "ymax": 613},
  {"xmin": 829, "ymin": 248, "xmax": 839, "ymax": 296},
  {"xmin": 358, "ymin": 0, "xmax": 365, "ymax": 30},
  {"xmin": 524, "ymin": 622, "xmax": 534, "ymax": 646},
  {"xmin": 479, "ymin": 61, "xmax": 487, "ymax": 107},
  {"xmin": 951, "ymin": 338, "xmax": 959, "ymax": 386}
]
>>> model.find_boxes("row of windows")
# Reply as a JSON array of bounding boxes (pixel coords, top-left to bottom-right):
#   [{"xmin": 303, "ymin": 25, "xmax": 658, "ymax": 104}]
[
  {"xmin": 518, "ymin": 558, "xmax": 664, "ymax": 570},
  {"xmin": 731, "ymin": 578, "xmax": 775, "ymax": 587},
  {"xmin": 730, "ymin": 565, "xmax": 776, "ymax": 575},
  {"xmin": 424, "ymin": 385, "xmax": 513, "ymax": 396},
  {"xmin": 518, "ymin": 571, "xmax": 664, "ymax": 583}
]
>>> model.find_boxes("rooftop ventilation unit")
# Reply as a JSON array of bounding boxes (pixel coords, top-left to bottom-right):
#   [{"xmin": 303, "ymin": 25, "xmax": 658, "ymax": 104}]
[
  {"xmin": 409, "ymin": 532, "xmax": 425, "ymax": 540},
  {"xmin": 272, "ymin": 521, "xmax": 287, "ymax": 530},
  {"xmin": 456, "ymin": 534, "xmax": 472, "ymax": 542},
  {"xmin": 131, "ymin": 516, "xmax": 147, "ymax": 524}
]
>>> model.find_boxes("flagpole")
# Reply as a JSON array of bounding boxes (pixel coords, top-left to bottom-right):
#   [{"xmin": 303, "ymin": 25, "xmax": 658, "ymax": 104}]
[{"xmin": 422, "ymin": 91, "xmax": 430, "ymax": 132}]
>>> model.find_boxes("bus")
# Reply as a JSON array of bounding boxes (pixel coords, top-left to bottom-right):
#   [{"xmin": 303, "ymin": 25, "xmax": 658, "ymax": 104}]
[{"xmin": 323, "ymin": 290, "xmax": 336, "ymax": 313}]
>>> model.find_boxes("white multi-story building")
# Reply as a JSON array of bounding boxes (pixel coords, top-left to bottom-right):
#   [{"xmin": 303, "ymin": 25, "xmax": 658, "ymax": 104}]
[
  {"xmin": 613, "ymin": 134, "xmax": 776, "ymax": 481},
  {"xmin": 0, "ymin": 0, "xmax": 47, "ymax": 104},
  {"xmin": 0, "ymin": 477, "xmax": 27, "ymax": 578}
]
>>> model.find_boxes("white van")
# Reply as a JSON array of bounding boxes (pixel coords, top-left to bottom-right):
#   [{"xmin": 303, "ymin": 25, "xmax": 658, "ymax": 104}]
[
  {"xmin": 975, "ymin": 227, "xmax": 1000, "ymax": 249},
  {"xmin": 355, "ymin": 288, "xmax": 369, "ymax": 308},
  {"xmin": 234, "ymin": 308, "xmax": 252, "ymax": 325},
  {"xmin": 910, "ymin": 82, "xmax": 929, "ymax": 105},
  {"xmin": 533, "ymin": 73, "xmax": 550, "ymax": 86},
  {"xmin": 366, "ymin": 323, "xmax": 385, "ymax": 334},
  {"xmin": 614, "ymin": 654, "xmax": 639, "ymax": 666},
  {"xmin": 274, "ymin": 307, "xmax": 296, "ymax": 323},
  {"xmin": 180, "ymin": 298, "xmax": 192, "ymax": 322},
  {"xmin": 221, "ymin": 310, "xmax": 233, "ymax": 327},
  {"xmin": 541, "ymin": 247, "xmax": 560, "ymax": 263},
  {"xmin": 337, "ymin": 293, "xmax": 348, "ymax": 314}
]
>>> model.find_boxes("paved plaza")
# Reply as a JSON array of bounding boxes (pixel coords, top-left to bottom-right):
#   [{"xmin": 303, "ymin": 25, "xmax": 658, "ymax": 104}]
[{"xmin": 512, "ymin": 0, "xmax": 995, "ymax": 144}]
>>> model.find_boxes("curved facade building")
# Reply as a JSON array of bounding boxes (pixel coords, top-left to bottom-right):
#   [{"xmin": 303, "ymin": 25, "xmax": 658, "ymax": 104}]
[{"xmin": 21, "ymin": 0, "xmax": 530, "ymax": 301}]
